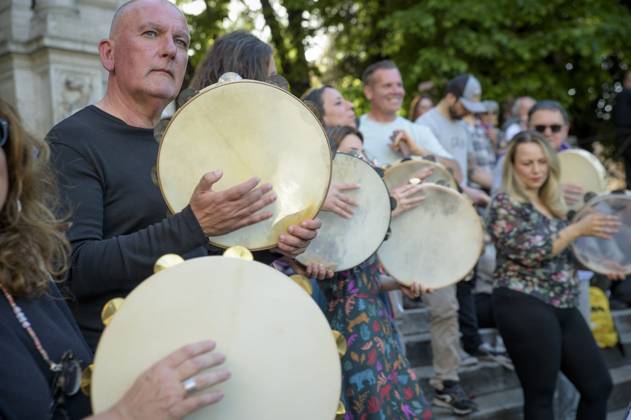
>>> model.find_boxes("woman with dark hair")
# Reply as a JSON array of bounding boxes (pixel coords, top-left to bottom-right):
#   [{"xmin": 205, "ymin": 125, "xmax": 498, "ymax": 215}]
[
  {"xmin": 408, "ymin": 95, "xmax": 434, "ymax": 122},
  {"xmin": 300, "ymin": 88, "xmax": 433, "ymax": 418},
  {"xmin": 190, "ymin": 31, "xmax": 275, "ymax": 91},
  {"xmin": 0, "ymin": 99, "xmax": 230, "ymax": 419},
  {"xmin": 488, "ymin": 130, "xmax": 620, "ymax": 420}
]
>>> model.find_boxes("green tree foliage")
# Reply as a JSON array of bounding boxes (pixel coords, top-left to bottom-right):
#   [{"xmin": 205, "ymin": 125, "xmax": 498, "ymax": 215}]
[{"xmin": 182, "ymin": 0, "xmax": 631, "ymax": 148}]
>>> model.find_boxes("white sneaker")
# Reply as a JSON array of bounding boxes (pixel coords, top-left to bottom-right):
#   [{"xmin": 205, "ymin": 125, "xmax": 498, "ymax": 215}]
[{"xmin": 459, "ymin": 348, "xmax": 479, "ymax": 367}]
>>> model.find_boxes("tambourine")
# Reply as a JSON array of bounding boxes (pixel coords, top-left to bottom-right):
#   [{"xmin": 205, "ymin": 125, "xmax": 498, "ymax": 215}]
[
  {"xmin": 296, "ymin": 153, "xmax": 391, "ymax": 272},
  {"xmin": 91, "ymin": 255, "xmax": 341, "ymax": 419},
  {"xmin": 558, "ymin": 149, "xmax": 608, "ymax": 211},
  {"xmin": 383, "ymin": 156, "xmax": 458, "ymax": 190},
  {"xmin": 377, "ymin": 183, "xmax": 484, "ymax": 288},
  {"xmin": 157, "ymin": 79, "xmax": 332, "ymax": 250},
  {"xmin": 572, "ymin": 192, "xmax": 631, "ymax": 275}
]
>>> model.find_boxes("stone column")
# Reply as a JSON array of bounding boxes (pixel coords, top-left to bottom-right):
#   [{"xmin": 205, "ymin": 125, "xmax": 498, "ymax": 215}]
[{"xmin": 0, "ymin": 0, "xmax": 119, "ymax": 138}]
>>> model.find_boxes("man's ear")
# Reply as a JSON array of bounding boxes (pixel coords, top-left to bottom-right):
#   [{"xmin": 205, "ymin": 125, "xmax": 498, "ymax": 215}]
[
  {"xmin": 364, "ymin": 84, "xmax": 373, "ymax": 101},
  {"xmin": 99, "ymin": 39, "xmax": 115, "ymax": 72}
]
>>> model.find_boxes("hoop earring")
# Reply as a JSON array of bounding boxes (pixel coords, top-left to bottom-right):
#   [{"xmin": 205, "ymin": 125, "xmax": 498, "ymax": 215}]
[{"xmin": 16, "ymin": 199, "xmax": 22, "ymax": 213}]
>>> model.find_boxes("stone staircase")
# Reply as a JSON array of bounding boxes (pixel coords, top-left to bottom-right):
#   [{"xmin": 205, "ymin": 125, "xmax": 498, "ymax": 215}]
[{"xmin": 397, "ymin": 306, "xmax": 631, "ymax": 419}]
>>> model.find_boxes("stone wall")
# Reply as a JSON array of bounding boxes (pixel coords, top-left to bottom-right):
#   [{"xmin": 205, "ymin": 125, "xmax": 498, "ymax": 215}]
[{"xmin": 0, "ymin": 0, "xmax": 120, "ymax": 138}]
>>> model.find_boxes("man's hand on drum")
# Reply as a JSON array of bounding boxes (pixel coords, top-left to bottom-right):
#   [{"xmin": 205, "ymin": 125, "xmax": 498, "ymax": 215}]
[
  {"xmin": 412, "ymin": 167, "xmax": 433, "ymax": 183},
  {"xmin": 322, "ymin": 182, "xmax": 360, "ymax": 219},
  {"xmin": 462, "ymin": 185, "xmax": 491, "ymax": 206},
  {"xmin": 562, "ymin": 183, "xmax": 584, "ymax": 208},
  {"xmin": 574, "ymin": 212, "xmax": 621, "ymax": 240},
  {"xmin": 190, "ymin": 170, "xmax": 275, "ymax": 236},
  {"xmin": 389, "ymin": 130, "xmax": 426, "ymax": 158},
  {"xmin": 390, "ymin": 183, "xmax": 425, "ymax": 217},
  {"xmin": 275, "ymin": 218, "xmax": 322, "ymax": 257},
  {"xmin": 400, "ymin": 282, "xmax": 432, "ymax": 299},
  {"xmin": 100, "ymin": 340, "xmax": 230, "ymax": 420},
  {"xmin": 306, "ymin": 262, "xmax": 335, "ymax": 280}
]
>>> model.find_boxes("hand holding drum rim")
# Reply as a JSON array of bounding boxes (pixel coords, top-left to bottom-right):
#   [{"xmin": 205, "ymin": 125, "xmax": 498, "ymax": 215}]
[
  {"xmin": 275, "ymin": 218, "xmax": 322, "ymax": 257},
  {"xmin": 388, "ymin": 130, "xmax": 427, "ymax": 157},
  {"xmin": 322, "ymin": 182, "xmax": 361, "ymax": 219},
  {"xmin": 399, "ymin": 282, "xmax": 433, "ymax": 299},
  {"xmin": 104, "ymin": 340, "xmax": 230, "ymax": 420},
  {"xmin": 189, "ymin": 170, "xmax": 276, "ymax": 236},
  {"xmin": 562, "ymin": 183, "xmax": 584, "ymax": 208},
  {"xmin": 573, "ymin": 211, "xmax": 621, "ymax": 240}
]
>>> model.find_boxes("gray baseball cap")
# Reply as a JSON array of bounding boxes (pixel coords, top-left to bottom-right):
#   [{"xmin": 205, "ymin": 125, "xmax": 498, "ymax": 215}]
[{"xmin": 446, "ymin": 74, "xmax": 486, "ymax": 114}]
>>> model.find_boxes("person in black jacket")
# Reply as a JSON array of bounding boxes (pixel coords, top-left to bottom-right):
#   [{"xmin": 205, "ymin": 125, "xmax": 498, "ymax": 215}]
[{"xmin": 47, "ymin": 0, "xmax": 321, "ymax": 349}]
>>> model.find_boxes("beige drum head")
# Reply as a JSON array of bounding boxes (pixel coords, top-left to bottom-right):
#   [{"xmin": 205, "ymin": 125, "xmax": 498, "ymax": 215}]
[
  {"xmin": 384, "ymin": 157, "xmax": 458, "ymax": 190},
  {"xmin": 158, "ymin": 80, "xmax": 332, "ymax": 250},
  {"xmin": 91, "ymin": 256, "xmax": 341, "ymax": 419},
  {"xmin": 377, "ymin": 184, "xmax": 484, "ymax": 288},
  {"xmin": 558, "ymin": 149, "xmax": 607, "ymax": 210},
  {"xmin": 572, "ymin": 193, "xmax": 631, "ymax": 275},
  {"xmin": 296, "ymin": 153, "xmax": 391, "ymax": 272}
]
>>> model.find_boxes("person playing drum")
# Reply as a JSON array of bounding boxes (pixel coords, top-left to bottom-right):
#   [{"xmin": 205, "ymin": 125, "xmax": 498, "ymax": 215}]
[
  {"xmin": 47, "ymin": 0, "xmax": 320, "ymax": 350},
  {"xmin": 488, "ymin": 130, "xmax": 623, "ymax": 420},
  {"xmin": 0, "ymin": 99, "xmax": 230, "ymax": 419}
]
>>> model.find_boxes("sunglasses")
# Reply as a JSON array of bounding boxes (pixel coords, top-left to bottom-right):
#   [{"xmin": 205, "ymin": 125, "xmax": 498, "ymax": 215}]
[
  {"xmin": 534, "ymin": 124, "xmax": 563, "ymax": 134},
  {"xmin": 0, "ymin": 117, "xmax": 8, "ymax": 148},
  {"xmin": 50, "ymin": 351, "xmax": 82, "ymax": 419}
]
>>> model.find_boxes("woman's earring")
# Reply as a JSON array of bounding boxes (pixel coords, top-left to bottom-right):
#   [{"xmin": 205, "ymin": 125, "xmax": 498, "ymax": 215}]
[{"xmin": 16, "ymin": 199, "xmax": 22, "ymax": 213}]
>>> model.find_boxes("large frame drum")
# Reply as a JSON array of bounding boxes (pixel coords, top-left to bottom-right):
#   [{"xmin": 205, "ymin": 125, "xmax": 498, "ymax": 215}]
[
  {"xmin": 377, "ymin": 183, "xmax": 484, "ymax": 288},
  {"xmin": 297, "ymin": 153, "xmax": 391, "ymax": 272},
  {"xmin": 158, "ymin": 80, "xmax": 332, "ymax": 250},
  {"xmin": 572, "ymin": 193, "xmax": 631, "ymax": 275},
  {"xmin": 91, "ymin": 256, "xmax": 341, "ymax": 419},
  {"xmin": 383, "ymin": 156, "xmax": 458, "ymax": 190}
]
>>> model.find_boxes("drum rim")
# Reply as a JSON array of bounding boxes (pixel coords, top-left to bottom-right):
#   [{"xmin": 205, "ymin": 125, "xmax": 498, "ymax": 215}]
[
  {"xmin": 296, "ymin": 152, "xmax": 392, "ymax": 271},
  {"xmin": 156, "ymin": 79, "xmax": 333, "ymax": 250},
  {"xmin": 558, "ymin": 149, "xmax": 608, "ymax": 193},
  {"xmin": 384, "ymin": 157, "xmax": 458, "ymax": 190},
  {"xmin": 571, "ymin": 192, "xmax": 631, "ymax": 275},
  {"xmin": 377, "ymin": 183, "xmax": 484, "ymax": 288}
]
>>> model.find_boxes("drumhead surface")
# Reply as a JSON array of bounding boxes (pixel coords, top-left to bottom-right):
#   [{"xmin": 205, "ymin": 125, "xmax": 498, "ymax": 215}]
[
  {"xmin": 296, "ymin": 153, "xmax": 391, "ymax": 271},
  {"xmin": 377, "ymin": 183, "xmax": 483, "ymax": 288},
  {"xmin": 384, "ymin": 157, "xmax": 458, "ymax": 190},
  {"xmin": 572, "ymin": 193, "xmax": 631, "ymax": 275},
  {"xmin": 158, "ymin": 80, "xmax": 332, "ymax": 250},
  {"xmin": 91, "ymin": 256, "xmax": 341, "ymax": 419},
  {"xmin": 558, "ymin": 149, "xmax": 607, "ymax": 210}
]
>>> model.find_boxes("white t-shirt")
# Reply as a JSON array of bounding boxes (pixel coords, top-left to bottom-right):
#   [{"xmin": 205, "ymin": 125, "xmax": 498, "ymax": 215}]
[
  {"xmin": 358, "ymin": 114, "xmax": 452, "ymax": 167},
  {"xmin": 416, "ymin": 108, "xmax": 470, "ymax": 185}
]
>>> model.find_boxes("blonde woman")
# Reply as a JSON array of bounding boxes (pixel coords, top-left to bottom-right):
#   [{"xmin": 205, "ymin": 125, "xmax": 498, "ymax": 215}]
[{"xmin": 487, "ymin": 130, "xmax": 619, "ymax": 420}]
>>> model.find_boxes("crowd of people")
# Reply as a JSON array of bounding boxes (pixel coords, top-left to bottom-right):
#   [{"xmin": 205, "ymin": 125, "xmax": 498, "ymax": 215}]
[{"xmin": 1, "ymin": 0, "xmax": 630, "ymax": 419}]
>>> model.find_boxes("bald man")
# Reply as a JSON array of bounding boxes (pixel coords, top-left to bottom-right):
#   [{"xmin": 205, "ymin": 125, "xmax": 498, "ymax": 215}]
[{"xmin": 47, "ymin": 0, "xmax": 319, "ymax": 349}]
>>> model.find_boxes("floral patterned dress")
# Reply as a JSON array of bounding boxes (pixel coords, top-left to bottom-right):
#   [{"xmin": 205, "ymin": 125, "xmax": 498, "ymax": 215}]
[
  {"xmin": 486, "ymin": 192, "xmax": 579, "ymax": 308},
  {"xmin": 325, "ymin": 256, "xmax": 432, "ymax": 420}
]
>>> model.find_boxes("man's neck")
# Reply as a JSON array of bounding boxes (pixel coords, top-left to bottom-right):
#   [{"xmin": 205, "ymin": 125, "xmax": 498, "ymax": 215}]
[
  {"xmin": 436, "ymin": 99, "xmax": 452, "ymax": 121},
  {"xmin": 96, "ymin": 86, "xmax": 168, "ymax": 129},
  {"xmin": 367, "ymin": 108, "xmax": 397, "ymax": 123}
]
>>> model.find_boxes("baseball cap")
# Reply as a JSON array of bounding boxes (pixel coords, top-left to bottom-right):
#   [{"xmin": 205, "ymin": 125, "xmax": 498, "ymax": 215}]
[{"xmin": 446, "ymin": 74, "xmax": 486, "ymax": 114}]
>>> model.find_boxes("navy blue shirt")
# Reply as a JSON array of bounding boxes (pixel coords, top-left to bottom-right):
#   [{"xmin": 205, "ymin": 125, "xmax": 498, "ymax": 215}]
[{"xmin": 0, "ymin": 283, "xmax": 92, "ymax": 419}]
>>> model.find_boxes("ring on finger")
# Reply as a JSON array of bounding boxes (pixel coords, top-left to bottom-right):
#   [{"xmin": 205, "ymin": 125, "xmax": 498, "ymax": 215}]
[{"xmin": 182, "ymin": 377, "xmax": 198, "ymax": 396}]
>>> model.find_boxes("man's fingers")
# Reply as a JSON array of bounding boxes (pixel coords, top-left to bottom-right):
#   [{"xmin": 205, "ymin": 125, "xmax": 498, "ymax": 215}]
[
  {"xmin": 195, "ymin": 171, "xmax": 223, "ymax": 194},
  {"xmin": 335, "ymin": 182, "xmax": 361, "ymax": 192},
  {"xmin": 222, "ymin": 177, "xmax": 265, "ymax": 200},
  {"xmin": 177, "ymin": 351, "xmax": 226, "ymax": 381},
  {"xmin": 165, "ymin": 340, "xmax": 217, "ymax": 369},
  {"xmin": 172, "ymin": 390, "xmax": 225, "ymax": 418},
  {"xmin": 337, "ymin": 194, "xmax": 359, "ymax": 208}
]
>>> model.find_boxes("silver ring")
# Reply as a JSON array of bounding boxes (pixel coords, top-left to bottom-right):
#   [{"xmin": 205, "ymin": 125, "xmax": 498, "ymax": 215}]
[{"xmin": 182, "ymin": 377, "xmax": 198, "ymax": 395}]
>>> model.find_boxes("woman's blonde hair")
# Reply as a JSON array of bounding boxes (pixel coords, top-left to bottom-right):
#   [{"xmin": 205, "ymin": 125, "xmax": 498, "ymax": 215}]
[
  {"xmin": 502, "ymin": 130, "xmax": 566, "ymax": 219},
  {"xmin": 0, "ymin": 100, "xmax": 69, "ymax": 298}
]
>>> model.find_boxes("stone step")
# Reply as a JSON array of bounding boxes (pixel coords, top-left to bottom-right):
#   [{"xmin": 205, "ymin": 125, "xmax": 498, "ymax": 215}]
[
  {"xmin": 397, "ymin": 307, "xmax": 631, "ymax": 337},
  {"xmin": 425, "ymin": 364, "xmax": 631, "ymax": 419},
  {"xmin": 414, "ymin": 362, "xmax": 519, "ymax": 398}
]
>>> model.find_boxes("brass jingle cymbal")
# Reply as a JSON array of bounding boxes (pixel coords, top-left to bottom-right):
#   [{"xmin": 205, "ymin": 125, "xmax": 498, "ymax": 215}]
[
  {"xmin": 223, "ymin": 246, "xmax": 254, "ymax": 261},
  {"xmin": 331, "ymin": 330, "xmax": 347, "ymax": 357},
  {"xmin": 336, "ymin": 400, "xmax": 346, "ymax": 417},
  {"xmin": 153, "ymin": 253, "xmax": 185, "ymax": 273},
  {"xmin": 289, "ymin": 274, "xmax": 313, "ymax": 295},
  {"xmin": 80, "ymin": 364, "xmax": 94, "ymax": 396},
  {"xmin": 101, "ymin": 298, "xmax": 124, "ymax": 327}
]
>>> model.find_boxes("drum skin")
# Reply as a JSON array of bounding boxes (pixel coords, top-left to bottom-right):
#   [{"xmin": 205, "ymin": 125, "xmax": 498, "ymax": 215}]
[
  {"xmin": 296, "ymin": 153, "xmax": 391, "ymax": 272},
  {"xmin": 377, "ymin": 183, "xmax": 484, "ymax": 288},
  {"xmin": 558, "ymin": 149, "xmax": 608, "ymax": 210},
  {"xmin": 158, "ymin": 80, "xmax": 332, "ymax": 250},
  {"xmin": 384, "ymin": 157, "xmax": 458, "ymax": 191},
  {"xmin": 572, "ymin": 193, "xmax": 631, "ymax": 275},
  {"xmin": 91, "ymin": 256, "xmax": 341, "ymax": 420}
]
